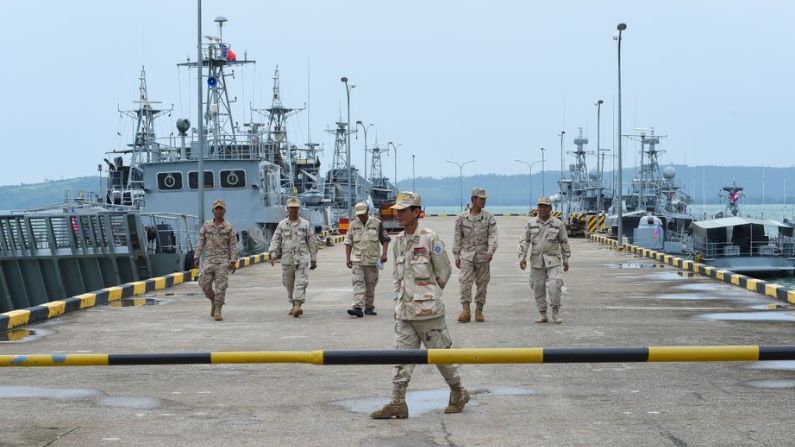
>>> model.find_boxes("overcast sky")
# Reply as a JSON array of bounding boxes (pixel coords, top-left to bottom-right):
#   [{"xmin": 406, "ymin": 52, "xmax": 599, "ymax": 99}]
[{"xmin": 2, "ymin": 1, "xmax": 793, "ymax": 185}]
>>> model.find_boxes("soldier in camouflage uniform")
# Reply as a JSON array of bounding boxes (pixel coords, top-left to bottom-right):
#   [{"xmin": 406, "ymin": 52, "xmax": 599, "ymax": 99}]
[
  {"xmin": 269, "ymin": 197, "xmax": 318, "ymax": 318},
  {"xmin": 194, "ymin": 199, "xmax": 238, "ymax": 321},
  {"xmin": 518, "ymin": 196, "xmax": 571, "ymax": 324},
  {"xmin": 452, "ymin": 187, "xmax": 498, "ymax": 323},
  {"xmin": 345, "ymin": 202, "xmax": 390, "ymax": 317},
  {"xmin": 371, "ymin": 192, "xmax": 470, "ymax": 419}
]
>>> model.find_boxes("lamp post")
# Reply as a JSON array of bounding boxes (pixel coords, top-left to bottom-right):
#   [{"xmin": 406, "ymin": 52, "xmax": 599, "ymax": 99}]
[
  {"xmin": 558, "ymin": 130, "xmax": 565, "ymax": 180},
  {"xmin": 615, "ymin": 23, "xmax": 627, "ymax": 243},
  {"xmin": 196, "ymin": 0, "xmax": 205, "ymax": 222},
  {"xmin": 387, "ymin": 141, "xmax": 401, "ymax": 197},
  {"xmin": 540, "ymin": 147, "xmax": 546, "ymax": 196},
  {"xmin": 356, "ymin": 121, "xmax": 374, "ymax": 179},
  {"xmin": 412, "ymin": 154, "xmax": 416, "ymax": 192},
  {"xmin": 341, "ymin": 77, "xmax": 354, "ymax": 214},
  {"xmin": 446, "ymin": 159, "xmax": 476, "ymax": 212},
  {"xmin": 595, "ymin": 99, "xmax": 604, "ymax": 212},
  {"xmin": 515, "ymin": 159, "xmax": 544, "ymax": 208}
]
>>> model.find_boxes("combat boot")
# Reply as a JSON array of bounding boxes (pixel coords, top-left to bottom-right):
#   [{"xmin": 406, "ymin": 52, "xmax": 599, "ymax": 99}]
[
  {"xmin": 551, "ymin": 307, "xmax": 562, "ymax": 324},
  {"xmin": 213, "ymin": 305, "xmax": 223, "ymax": 321},
  {"xmin": 292, "ymin": 302, "xmax": 303, "ymax": 318},
  {"xmin": 475, "ymin": 303, "xmax": 485, "ymax": 322},
  {"xmin": 535, "ymin": 311, "xmax": 548, "ymax": 323},
  {"xmin": 210, "ymin": 302, "xmax": 217, "ymax": 317},
  {"xmin": 288, "ymin": 305, "xmax": 295, "ymax": 316},
  {"xmin": 457, "ymin": 303, "xmax": 471, "ymax": 323},
  {"xmin": 444, "ymin": 381, "xmax": 470, "ymax": 414},
  {"xmin": 370, "ymin": 384, "xmax": 408, "ymax": 419}
]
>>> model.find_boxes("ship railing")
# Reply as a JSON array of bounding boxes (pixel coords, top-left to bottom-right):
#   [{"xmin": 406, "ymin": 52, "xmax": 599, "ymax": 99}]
[
  {"xmin": 0, "ymin": 211, "xmax": 197, "ymax": 259},
  {"xmin": 691, "ymin": 238, "xmax": 780, "ymax": 259}
]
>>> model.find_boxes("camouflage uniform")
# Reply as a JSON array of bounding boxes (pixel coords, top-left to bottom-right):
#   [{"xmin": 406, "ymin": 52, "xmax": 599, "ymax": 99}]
[
  {"xmin": 196, "ymin": 220, "xmax": 237, "ymax": 307},
  {"xmin": 269, "ymin": 217, "xmax": 318, "ymax": 305},
  {"xmin": 453, "ymin": 209, "xmax": 498, "ymax": 305},
  {"xmin": 518, "ymin": 215, "xmax": 571, "ymax": 313},
  {"xmin": 346, "ymin": 212, "xmax": 389, "ymax": 311},
  {"xmin": 392, "ymin": 225, "xmax": 459, "ymax": 386}
]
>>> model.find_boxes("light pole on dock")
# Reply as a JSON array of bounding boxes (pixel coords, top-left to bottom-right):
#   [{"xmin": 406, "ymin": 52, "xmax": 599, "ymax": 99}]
[
  {"xmin": 446, "ymin": 159, "xmax": 476, "ymax": 212},
  {"xmin": 615, "ymin": 23, "xmax": 626, "ymax": 244}
]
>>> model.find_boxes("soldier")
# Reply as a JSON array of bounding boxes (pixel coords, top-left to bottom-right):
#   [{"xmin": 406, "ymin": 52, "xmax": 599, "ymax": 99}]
[
  {"xmin": 269, "ymin": 197, "xmax": 318, "ymax": 317},
  {"xmin": 194, "ymin": 199, "xmax": 237, "ymax": 322},
  {"xmin": 345, "ymin": 202, "xmax": 390, "ymax": 317},
  {"xmin": 371, "ymin": 191, "xmax": 469, "ymax": 419},
  {"xmin": 452, "ymin": 187, "xmax": 498, "ymax": 323},
  {"xmin": 518, "ymin": 196, "xmax": 571, "ymax": 324}
]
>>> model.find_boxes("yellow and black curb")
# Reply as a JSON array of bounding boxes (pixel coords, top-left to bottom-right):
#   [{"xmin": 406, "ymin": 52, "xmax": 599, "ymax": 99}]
[
  {"xmin": 1, "ymin": 345, "xmax": 793, "ymax": 367},
  {"xmin": 590, "ymin": 234, "xmax": 795, "ymax": 304}
]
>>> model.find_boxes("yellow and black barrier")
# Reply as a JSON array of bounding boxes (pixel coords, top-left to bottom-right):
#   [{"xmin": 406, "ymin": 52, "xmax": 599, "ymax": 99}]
[
  {"xmin": 589, "ymin": 234, "xmax": 795, "ymax": 304},
  {"xmin": 1, "ymin": 345, "xmax": 793, "ymax": 367}
]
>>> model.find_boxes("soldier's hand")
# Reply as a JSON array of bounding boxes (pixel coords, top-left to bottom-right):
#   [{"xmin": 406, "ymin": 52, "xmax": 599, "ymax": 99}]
[
  {"xmin": 519, "ymin": 259, "xmax": 527, "ymax": 270},
  {"xmin": 346, "ymin": 259, "xmax": 353, "ymax": 269},
  {"xmin": 193, "ymin": 258, "xmax": 200, "ymax": 269},
  {"xmin": 485, "ymin": 254, "xmax": 493, "ymax": 262},
  {"xmin": 310, "ymin": 261, "xmax": 318, "ymax": 270},
  {"xmin": 269, "ymin": 258, "xmax": 275, "ymax": 267},
  {"xmin": 380, "ymin": 254, "xmax": 388, "ymax": 264},
  {"xmin": 563, "ymin": 261, "xmax": 569, "ymax": 272},
  {"xmin": 455, "ymin": 258, "xmax": 461, "ymax": 269},
  {"xmin": 229, "ymin": 261, "xmax": 237, "ymax": 273}
]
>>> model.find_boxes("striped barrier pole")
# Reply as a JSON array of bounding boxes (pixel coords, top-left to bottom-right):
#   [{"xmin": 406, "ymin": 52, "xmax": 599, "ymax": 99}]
[{"xmin": 1, "ymin": 345, "xmax": 793, "ymax": 367}]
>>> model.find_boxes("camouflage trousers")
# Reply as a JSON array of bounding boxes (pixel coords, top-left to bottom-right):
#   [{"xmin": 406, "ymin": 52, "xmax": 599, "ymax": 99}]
[
  {"xmin": 282, "ymin": 263, "xmax": 309, "ymax": 304},
  {"xmin": 392, "ymin": 317, "xmax": 461, "ymax": 387},
  {"xmin": 351, "ymin": 264, "xmax": 379, "ymax": 310},
  {"xmin": 199, "ymin": 262, "xmax": 230, "ymax": 305},
  {"xmin": 459, "ymin": 259, "xmax": 491, "ymax": 304},
  {"xmin": 530, "ymin": 265, "xmax": 564, "ymax": 312}
]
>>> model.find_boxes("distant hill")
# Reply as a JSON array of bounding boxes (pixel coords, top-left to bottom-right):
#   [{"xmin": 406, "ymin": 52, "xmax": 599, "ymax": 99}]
[
  {"xmin": 0, "ymin": 176, "xmax": 101, "ymax": 211},
  {"xmin": 1, "ymin": 165, "xmax": 793, "ymax": 210}
]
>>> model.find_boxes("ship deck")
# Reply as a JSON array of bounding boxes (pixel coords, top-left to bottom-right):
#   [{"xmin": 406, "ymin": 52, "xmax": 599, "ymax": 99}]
[{"xmin": 1, "ymin": 216, "xmax": 793, "ymax": 446}]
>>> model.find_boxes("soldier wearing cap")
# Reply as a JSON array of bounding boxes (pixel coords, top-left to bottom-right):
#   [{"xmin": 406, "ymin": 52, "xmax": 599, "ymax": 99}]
[
  {"xmin": 518, "ymin": 196, "xmax": 571, "ymax": 324},
  {"xmin": 345, "ymin": 202, "xmax": 390, "ymax": 317},
  {"xmin": 371, "ymin": 191, "xmax": 469, "ymax": 419},
  {"xmin": 268, "ymin": 197, "xmax": 318, "ymax": 317},
  {"xmin": 452, "ymin": 187, "xmax": 498, "ymax": 323},
  {"xmin": 194, "ymin": 199, "xmax": 238, "ymax": 321}
]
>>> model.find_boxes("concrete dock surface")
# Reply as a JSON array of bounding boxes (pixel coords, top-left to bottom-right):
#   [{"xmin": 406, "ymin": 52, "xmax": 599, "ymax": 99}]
[{"xmin": 1, "ymin": 216, "xmax": 793, "ymax": 446}]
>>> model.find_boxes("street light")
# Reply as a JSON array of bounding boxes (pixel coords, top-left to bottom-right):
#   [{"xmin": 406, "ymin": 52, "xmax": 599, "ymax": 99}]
[
  {"xmin": 615, "ymin": 23, "xmax": 626, "ymax": 243},
  {"xmin": 387, "ymin": 141, "xmax": 401, "ymax": 198},
  {"xmin": 341, "ymin": 77, "xmax": 355, "ymax": 214},
  {"xmin": 595, "ymin": 99, "xmax": 604, "ymax": 212},
  {"xmin": 356, "ymin": 120, "xmax": 374, "ymax": 179},
  {"xmin": 446, "ymin": 159, "xmax": 476, "ymax": 212},
  {"xmin": 540, "ymin": 147, "xmax": 546, "ymax": 196},
  {"xmin": 412, "ymin": 154, "xmax": 416, "ymax": 192},
  {"xmin": 515, "ymin": 159, "xmax": 544, "ymax": 208}
]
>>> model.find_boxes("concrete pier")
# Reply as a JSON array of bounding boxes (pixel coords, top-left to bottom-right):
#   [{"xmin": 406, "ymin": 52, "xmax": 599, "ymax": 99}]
[{"xmin": 0, "ymin": 216, "xmax": 793, "ymax": 446}]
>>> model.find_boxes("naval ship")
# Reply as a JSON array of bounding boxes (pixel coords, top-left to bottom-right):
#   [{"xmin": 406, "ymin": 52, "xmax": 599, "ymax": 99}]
[
  {"xmin": 104, "ymin": 17, "xmax": 348, "ymax": 256},
  {"xmin": 558, "ymin": 128, "xmax": 613, "ymax": 236}
]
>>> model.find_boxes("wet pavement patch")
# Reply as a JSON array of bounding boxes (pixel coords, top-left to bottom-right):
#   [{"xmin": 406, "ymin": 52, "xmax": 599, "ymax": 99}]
[
  {"xmin": 333, "ymin": 385, "xmax": 535, "ymax": 417},
  {"xmin": 109, "ymin": 298, "xmax": 166, "ymax": 308},
  {"xmin": 695, "ymin": 311, "xmax": 795, "ymax": 322},
  {"xmin": 748, "ymin": 360, "xmax": 795, "ymax": 371},
  {"xmin": 657, "ymin": 293, "xmax": 722, "ymax": 301},
  {"xmin": 676, "ymin": 271, "xmax": 696, "ymax": 278},
  {"xmin": 607, "ymin": 263, "xmax": 666, "ymax": 269},
  {"xmin": 0, "ymin": 328, "xmax": 52, "ymax": 343},
  {"xmin": 0, "ymin": 386, "xmax": 162, "ymax": 409},
  {"xmin": 744, "ymin": 380, "xmax": 795, "ymax": 389}
]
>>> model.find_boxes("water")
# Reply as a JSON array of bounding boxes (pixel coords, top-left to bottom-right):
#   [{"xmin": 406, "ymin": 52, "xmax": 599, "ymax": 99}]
[
  {"xmin": 423, "ymin": 203, "xmax": 795, "ymax": 219},
  {"xmin": 0, "ymin": 386, "xmax": 162, "ymax": 409}
]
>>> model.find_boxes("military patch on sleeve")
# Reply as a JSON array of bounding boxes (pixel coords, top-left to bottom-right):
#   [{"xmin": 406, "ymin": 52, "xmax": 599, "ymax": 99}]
[{"xmin": 432, "ymin": 241, "xmax": 444, "ymax": 256}]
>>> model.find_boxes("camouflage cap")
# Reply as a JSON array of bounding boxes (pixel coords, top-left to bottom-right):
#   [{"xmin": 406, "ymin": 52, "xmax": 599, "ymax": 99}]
[
  {"xmin": 390, "ymin": 191, "xmax": 421, "ymax": 210},
  {"xmin": 286, "ymin": 196, "xmax": 301, "ymax": 208},
  {"xmin": 212, "ymin": 199, "xmax": 226, "ymax": 210},
  {"xmin": 537, "ymin": 196, "xmax": 552, "ymax": 206},
  {"xmin": 355, "ymin": 202, "xmax": 369, "ymax": 215},
  {"xmin": 471, "ymin": 187, "xmax": 487, "ymax": 199}
]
